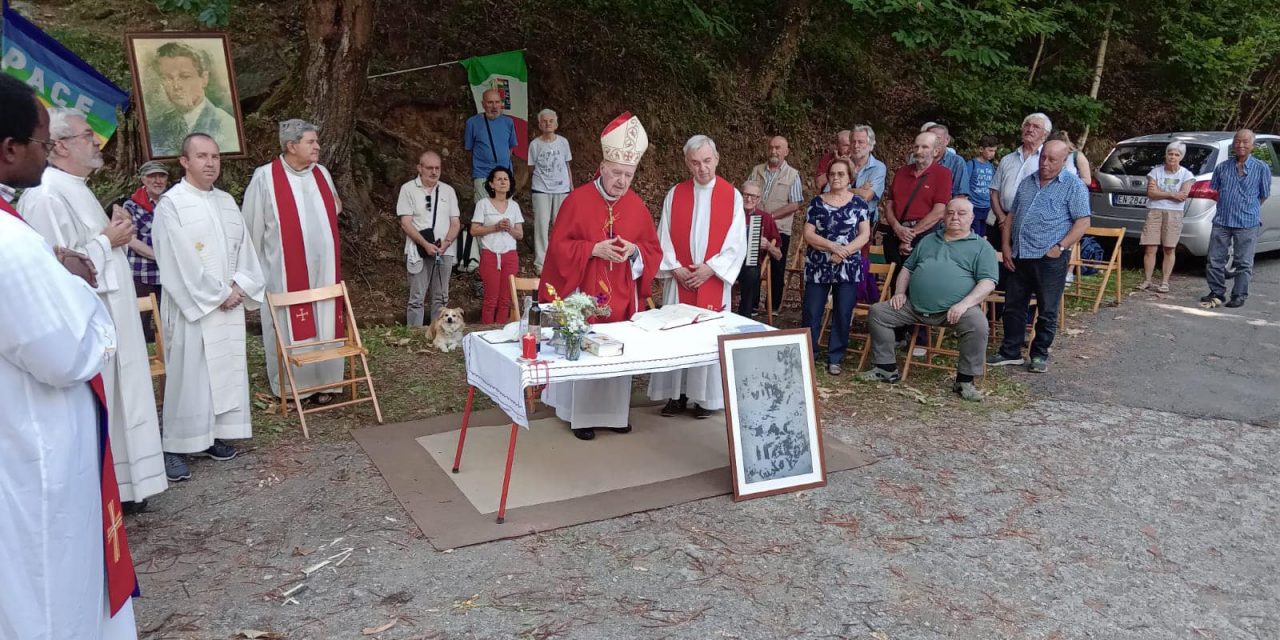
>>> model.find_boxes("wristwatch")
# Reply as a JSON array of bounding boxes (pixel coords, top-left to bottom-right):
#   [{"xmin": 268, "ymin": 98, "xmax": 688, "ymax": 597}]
[{"xmin": 1054, "ymin": 243, "xmax": 1066, "ymax": 252}]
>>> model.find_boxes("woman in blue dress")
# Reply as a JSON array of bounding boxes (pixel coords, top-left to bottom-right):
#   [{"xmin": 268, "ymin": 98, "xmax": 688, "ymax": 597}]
[{"xmin": 802, "ymin": 158, "xmax": 872, "ymax": 375}]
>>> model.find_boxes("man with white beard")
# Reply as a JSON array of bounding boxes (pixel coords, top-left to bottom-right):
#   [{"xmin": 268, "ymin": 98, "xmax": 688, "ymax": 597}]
[
  {"xmin": 152, "ymin": 133, "xmax": 265, "ymax": 466},
  {"xmin": 648, "ymin": 135, "xmax": 746, "ymax": 419},
  {"xmin": 242, "ymin": 119, "xmax": 345, "ymax": 405},
  {"xmin": 18, "ymin": 107, "xmax": 168, "ymax": 499}
]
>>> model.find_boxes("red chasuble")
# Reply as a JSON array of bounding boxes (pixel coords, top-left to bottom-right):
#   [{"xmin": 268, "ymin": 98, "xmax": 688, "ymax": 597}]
[
  {"xmin": 270, "ymin": 158, "xmax": 345, "ymax": 340},
  {"xmin": 91, "ymin": 375, "xmax": 139, "ymax": 615},
  {"xmin": 538, "ymin": 181, "xmax": 661, "ymax": 323},
  {"xmin": 668, "ymin": 176, "xmax": 735, "ymax": 310}
]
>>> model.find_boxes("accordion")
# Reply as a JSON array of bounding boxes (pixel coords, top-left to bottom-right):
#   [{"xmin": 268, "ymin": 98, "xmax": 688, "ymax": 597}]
[{"xmin": 745, "ymin": 215, "xmax": 763, "ymax": 268}]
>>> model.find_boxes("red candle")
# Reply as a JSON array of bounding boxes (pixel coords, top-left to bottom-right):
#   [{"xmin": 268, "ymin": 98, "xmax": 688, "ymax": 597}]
[{"xmin": 521, "ymin": 332, "xmax": 536, "ymax": 360}]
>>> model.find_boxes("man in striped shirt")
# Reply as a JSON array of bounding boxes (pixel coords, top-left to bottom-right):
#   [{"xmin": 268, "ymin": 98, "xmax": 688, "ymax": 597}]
[{"xmin": 1203, "ymin": 129, "xmax": 1271, "ymax": 309}]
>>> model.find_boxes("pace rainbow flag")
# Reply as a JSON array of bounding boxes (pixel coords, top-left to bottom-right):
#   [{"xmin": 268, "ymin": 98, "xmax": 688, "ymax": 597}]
[
  {"xmin": 1, "ymin": 1, "xmax": 129, "ymax": 147},
  {"xmin": 461, "ymin": 50, "xmax": 528, "ymax": 161}
]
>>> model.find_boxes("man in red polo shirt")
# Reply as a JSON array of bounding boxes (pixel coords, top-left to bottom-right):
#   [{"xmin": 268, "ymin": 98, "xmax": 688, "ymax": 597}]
[{"xmin": 882, "ymin": 131, "xmax": 952, "ymax": 293}]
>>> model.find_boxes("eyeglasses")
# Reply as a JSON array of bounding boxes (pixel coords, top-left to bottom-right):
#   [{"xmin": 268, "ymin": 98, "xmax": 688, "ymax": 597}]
[
  {"xmin": 27, "ymin": 137, "xmax": 56, "ymax": 151},
  {"xmin": 57, "ymin": 131, "xmax": 97, "ymax": 144}
]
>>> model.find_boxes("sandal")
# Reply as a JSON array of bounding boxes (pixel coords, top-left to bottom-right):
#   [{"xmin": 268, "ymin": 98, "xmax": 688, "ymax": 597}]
[
  {"xmin": 1155, "ymin": 283, "xmax": 1170, "ymax": 293},
  {"xmin": 311, "ymin": 392, "xmax": 336, "ymax": 406},
  {"xmin": 1135, "ymin": 281, "xmax": 1151, "ymax": 291}
]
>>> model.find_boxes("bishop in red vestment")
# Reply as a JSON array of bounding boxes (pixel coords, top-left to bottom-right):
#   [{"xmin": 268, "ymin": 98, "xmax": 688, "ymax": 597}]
[{"xmin": 539, "ymin": 113, "xmax": 659, "ymax": 440}]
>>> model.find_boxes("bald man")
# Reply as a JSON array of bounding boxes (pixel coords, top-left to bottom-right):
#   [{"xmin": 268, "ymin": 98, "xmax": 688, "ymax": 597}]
[
  {"xmin": 463, "ymin": 87, "xmax": 518, "ymax": 204},
  {"xmin": 747, "ymin": 135, "xmax": 804, "ymax": 312},
  {"xmin": 990, "ymin": 140, "xmax": 1091, "ymax": 374}
]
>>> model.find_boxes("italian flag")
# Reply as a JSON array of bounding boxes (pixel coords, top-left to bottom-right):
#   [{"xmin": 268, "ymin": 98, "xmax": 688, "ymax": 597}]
[{"xmin": 461, "ymin": 50, "xmax": 529, "ymax": 161}]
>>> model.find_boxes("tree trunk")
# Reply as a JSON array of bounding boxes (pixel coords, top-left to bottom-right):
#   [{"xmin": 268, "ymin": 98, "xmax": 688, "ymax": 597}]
[
  {"xmin": 1027, "ymin": 33, "xmax": 1046, "ymax": 85},
  {"xmin": 756, "ymin": 0, "xmax": 811, "ymax": 101},
  {"xmin": 1078, "ymin": 5, "xmax": 1114, "ymax": 150},
  {"xmin": 299, "ymin": 0, "xmax": 376, "ymax": 224}
]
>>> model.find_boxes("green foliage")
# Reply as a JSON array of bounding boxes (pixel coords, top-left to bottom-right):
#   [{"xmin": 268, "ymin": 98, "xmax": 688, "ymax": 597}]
[{"xmin": 153, "ymin": 0, "xmax": 233, "ymax": 27}]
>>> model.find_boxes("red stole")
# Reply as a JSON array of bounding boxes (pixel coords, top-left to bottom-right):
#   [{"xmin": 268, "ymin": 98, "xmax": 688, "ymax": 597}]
[
  {"xmin": 0, "ymin": 198, "xmax": 22, "ymax": 220},
  {"xmin": 669, "ymin": 177, "xmax": 734, "ymax": 310},
  {"xmin": 90, "ymin": 375, "xmax": 139, "ymax": 615},
  {"xmin": 270, "ymin": 158, "xmax": 344, "ymax": 340}
]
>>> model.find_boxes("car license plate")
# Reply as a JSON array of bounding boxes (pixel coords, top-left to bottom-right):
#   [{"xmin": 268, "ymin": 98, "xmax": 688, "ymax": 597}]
[{"xmin": 1114, "ymin": 194, "xmax": 1148, "ymax": 207}]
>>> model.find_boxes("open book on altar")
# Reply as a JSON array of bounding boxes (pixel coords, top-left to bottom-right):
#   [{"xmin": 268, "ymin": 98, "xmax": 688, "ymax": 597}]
[{"xmin": 629, "ymin": 303, "xmax": 723, "ymax": 332}]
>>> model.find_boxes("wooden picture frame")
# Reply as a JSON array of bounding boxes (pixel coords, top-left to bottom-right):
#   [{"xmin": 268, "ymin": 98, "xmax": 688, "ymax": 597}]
[
  {"xmin": 718, "ymin": 328, "xmax": 826, "ymax": 501},
  {"xmin": 124, "ymin": 32, "xmax": 247, "ymax": 161}
]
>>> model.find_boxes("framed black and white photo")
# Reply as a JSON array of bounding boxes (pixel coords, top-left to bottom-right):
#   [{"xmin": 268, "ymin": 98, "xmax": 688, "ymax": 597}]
[
  {"xmin": 125, "ymin": 32, "xmax": 246, "ymax": 160},
  {"xmin": 718, "ymin": 328, "xmax": 826, "ymax": 501}
]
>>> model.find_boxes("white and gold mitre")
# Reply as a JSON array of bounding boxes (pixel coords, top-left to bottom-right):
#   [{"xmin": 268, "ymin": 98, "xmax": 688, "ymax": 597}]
[{"xmin": 600, "ymin": 112, "xmax": 648, "ymax": 166}]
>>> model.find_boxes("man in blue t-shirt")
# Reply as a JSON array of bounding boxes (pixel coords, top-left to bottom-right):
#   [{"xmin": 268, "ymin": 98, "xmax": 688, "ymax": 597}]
[
  {"xmin": 967, "ymin": 135, "xmax": 998, "ymax": 239},
  {"xmin": 463, "ymin": 88, "xmax": 518, "ymax": 204}
]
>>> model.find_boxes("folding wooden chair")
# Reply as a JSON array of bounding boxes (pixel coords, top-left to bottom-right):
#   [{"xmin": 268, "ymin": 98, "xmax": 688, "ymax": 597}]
[
  {"xmin": 761, "ymin": 258, "xmax": 774, "ymax": 325},
  {"xmin": 137, "ymin": 293, "xmax": 165, "ymax": 382},
  {"xmin": 1067, "ymin": 227, "xmax": 1124, "ymax": 312},
  {"xmin": 984, "ymin": 251, "xmax": 1064, "ymax": 347},
  {"xmin": 900, "ymin": 323, "xmax": 984, "ymax": 383},
  {"xmin": 266, "ymin": 281, "xmax": 383, "ymax": 438},
  {"xmin": 508, "ymin": 275, "xmax": 541, "ymax": 322},
  {"xmin": 817, "ymin": 261, "xmax": 895, "ymax": 347}
]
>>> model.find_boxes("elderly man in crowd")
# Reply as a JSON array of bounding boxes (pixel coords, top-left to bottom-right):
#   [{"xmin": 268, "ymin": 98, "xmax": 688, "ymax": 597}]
[
  {"xmin": 650, "ymin": 134, "xmax": 746, "ymax": 419},
  {"xmin": 882, "ymin": 131, "xmax": 952, "ymax": 292},
  {"xmin": 243, "ymin": 119, "xmax": 345, "ymax": 411},
  {"xmin": 152, "ymin": 133, "xmax": 265, "ymax": 472},
  {"xmin": 925, "ymin": 123, "xmax": 969, "ymax": 199},
  {"xmin": 848, "ymin": 124, "xmax": 888, "ymax": 219},
  {"xmin": 464, "ymin": 88, "xmax": 519, "ymax": 204},
  {"xmin": 989, "ymin": 140, "xmax": 1091, "ymax": 374},
  {"xmin": 1, "ymin": 73, "xmax": 141, "ymax": 640},
  {"xmin": 736, "ymin": 179, "xmax": 783, "ymax": 318},
  {"xmin": 1202, "ymin": 128, "xmax": 1271, "ymax": 309},
  {"xmin": 398, "ymin": 150, "xmax": 460, "ymax": 326},
  {"xmin": 747, "ymin": 135, "xmax": 804, "ymax": 313},
  {"xmin": 19, "ymin": 107, "xmax": 169, "ymax": 498},
  {"xmin": 528, "ymin": 108, "xmax": 573, "ymax": 273},
  {"xmin": 859, "ymin": 199, "xmax": 997, "ymax": 401},
  {"xmin": 123, "ymin": 160, "xmax": 169, "ymax": 342},
  {"xmin": 990, "ymin": 113, "xmax": 1052, "ymax": 242},
  {"xmin": 816, "ymin": 129, "xmax": 852, "ymax": 192}
]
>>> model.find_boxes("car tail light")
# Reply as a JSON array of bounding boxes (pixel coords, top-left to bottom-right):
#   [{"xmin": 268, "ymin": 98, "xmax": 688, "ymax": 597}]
[
  {"xmin": 1188, "ymin": 180, "xmax": 1218, "ymax": 200},
  {"xmin": 1088, "ymin": 176, "xmax": 1100, "ymax": 192}
]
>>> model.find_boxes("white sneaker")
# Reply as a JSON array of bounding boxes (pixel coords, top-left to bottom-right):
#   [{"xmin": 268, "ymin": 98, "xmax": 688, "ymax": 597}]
[{"xmin": 912, "ymin": 347, "xmax": 926, "ymax": 357}]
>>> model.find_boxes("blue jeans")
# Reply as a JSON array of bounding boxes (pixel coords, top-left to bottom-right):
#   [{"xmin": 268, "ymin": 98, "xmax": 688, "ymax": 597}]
[
  {"xmin": 999, "ymin": 251, "xmax": 1070, "ymax": 360},
  {"xmin": 1206, "ymin": 224, "xmax": 1260, "ymax": 301},
  {"xmin": 802, "ymin": 280, "xmax": 858, "ymax": 364}
]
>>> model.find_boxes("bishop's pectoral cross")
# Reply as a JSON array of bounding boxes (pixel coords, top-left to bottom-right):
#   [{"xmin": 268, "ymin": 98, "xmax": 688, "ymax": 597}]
[
  {"xmin": 294, "ymin": 306, "xmax": 310, "ymax": 323},
  {"xmin": 105, "ymin": 501, "xmax": 124, "ymax": 563},
  {"xmin": 603, "ymin": 202, "xmax": 617, "ymax": 272}
]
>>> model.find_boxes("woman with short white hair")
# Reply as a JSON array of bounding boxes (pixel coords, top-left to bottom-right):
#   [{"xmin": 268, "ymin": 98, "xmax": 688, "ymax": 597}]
[{"xmin": 1138, "ymin": 140, "xmax": 1195, "ymax": 293}]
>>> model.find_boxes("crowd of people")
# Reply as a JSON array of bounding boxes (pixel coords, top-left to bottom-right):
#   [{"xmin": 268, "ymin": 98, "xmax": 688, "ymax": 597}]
[{"xmin": 2, "ymin": 64, "xmax": 1271, "ymax": 638}]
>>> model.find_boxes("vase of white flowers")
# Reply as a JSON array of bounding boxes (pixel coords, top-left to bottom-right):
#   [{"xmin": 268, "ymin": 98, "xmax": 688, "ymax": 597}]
[{"xmin": 544, "ymin": 285, "xmax": 610, "ymax": 361}]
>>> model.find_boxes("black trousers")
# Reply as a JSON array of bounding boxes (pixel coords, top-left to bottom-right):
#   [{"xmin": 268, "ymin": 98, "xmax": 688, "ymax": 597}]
[
  {"xmin": 999, "ymin": 251, "xmax": 1071, "ymax": 360},
  {"xmin": 737, "ymin": 265, "xmax": 763, "ymax": 317},
  {"xmin": 769, "ymin": 233, "xmax": 790, "ymax": 312}
]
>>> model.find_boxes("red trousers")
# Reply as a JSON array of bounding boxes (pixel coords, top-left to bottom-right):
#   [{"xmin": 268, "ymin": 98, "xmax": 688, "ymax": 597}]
[{"xmin": 479, "ymin": 249, "xmax": 519, "ymax": 323}]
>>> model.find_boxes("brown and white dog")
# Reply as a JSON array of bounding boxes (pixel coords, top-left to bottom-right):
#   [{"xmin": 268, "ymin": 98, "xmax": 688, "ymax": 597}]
[{"xmin": 426, "ymin": 307, "xmax": 466, "ymax": 352}]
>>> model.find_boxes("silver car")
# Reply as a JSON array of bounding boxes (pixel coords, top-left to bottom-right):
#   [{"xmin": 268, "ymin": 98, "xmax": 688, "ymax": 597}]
[{"xmin": 1088, "ymin": 132, "xmax": 1280, "ymax": 256}]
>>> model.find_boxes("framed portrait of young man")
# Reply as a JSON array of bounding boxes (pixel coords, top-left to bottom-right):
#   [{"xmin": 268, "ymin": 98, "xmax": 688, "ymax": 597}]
[{"xmin": 125, "ymin": 32, "xmax": 246, "ymax": 160}]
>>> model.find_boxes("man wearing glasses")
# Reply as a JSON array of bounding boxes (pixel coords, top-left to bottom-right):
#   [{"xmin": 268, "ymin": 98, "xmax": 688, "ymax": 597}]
[
  {"xmin": 18, "ymin": 107, "xmax": 168, "ymax": 501},
  {"xmin": 396, "ymin": 149, "xmax": 460, "ymax": 326}
]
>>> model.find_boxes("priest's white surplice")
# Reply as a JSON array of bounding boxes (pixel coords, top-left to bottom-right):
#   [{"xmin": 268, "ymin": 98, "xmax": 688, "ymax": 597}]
[
  {"xmin": 242, "ymin": 159, "xmax": 343, "ymax": 397},
  {"xmin": 0, "ymin": 212, "xmax": 138, "ymax": 640},
  {"xmin": 18, "ymin": 166, "xmax": 166, "ymax": 502},
  {"xmin": 647, "ymin": 178, "xmax": 746, "ymax": 410},
  {"xmin": 153, "ymin": 179, "xmax": 266, "ymax": 453}
]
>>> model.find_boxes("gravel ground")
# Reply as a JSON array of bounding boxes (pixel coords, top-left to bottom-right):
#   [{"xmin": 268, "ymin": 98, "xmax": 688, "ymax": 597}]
[{"xmin": 130, "ymin": 256, "xmax": 1280, "ymax": 640}]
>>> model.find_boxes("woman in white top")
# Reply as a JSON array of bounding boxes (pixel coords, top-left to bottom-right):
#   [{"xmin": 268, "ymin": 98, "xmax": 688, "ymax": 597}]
[
  {"xmin": 470, "ymin": 166, "xmax": 524, "ymax": 323},
  {"xmin": 1138, "ymin": 141, "xmax": 1196, "ymax": 293}
]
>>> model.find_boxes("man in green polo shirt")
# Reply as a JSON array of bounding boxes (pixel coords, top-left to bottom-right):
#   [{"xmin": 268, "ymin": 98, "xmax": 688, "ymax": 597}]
[{"xmin": 858, "ymin": 198, "xmax": 998, "ymax": 401}]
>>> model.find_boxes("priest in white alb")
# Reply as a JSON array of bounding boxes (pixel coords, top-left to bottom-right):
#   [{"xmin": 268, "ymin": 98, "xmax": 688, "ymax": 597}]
[
  {"xmin": 18, "ymin": 107, "xmax": 167, "ymax": 503},
  {"xmin": 538, "ymin": 113, "xmax": 663, "ymax": 440},
  {"xmin": 153, "ymin": 134, "xmax": 266, "ymax": 465},
  {"xmin": 648, "ymin": 134, "xmax": 746, "ymax": 418},
  {"xmin": 2, "ymin": 77, "xmax": 139, "ymax": 639},
  {"xmin": 242, "ymin": 119, "xmax": 345, "ymax": 405}
]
